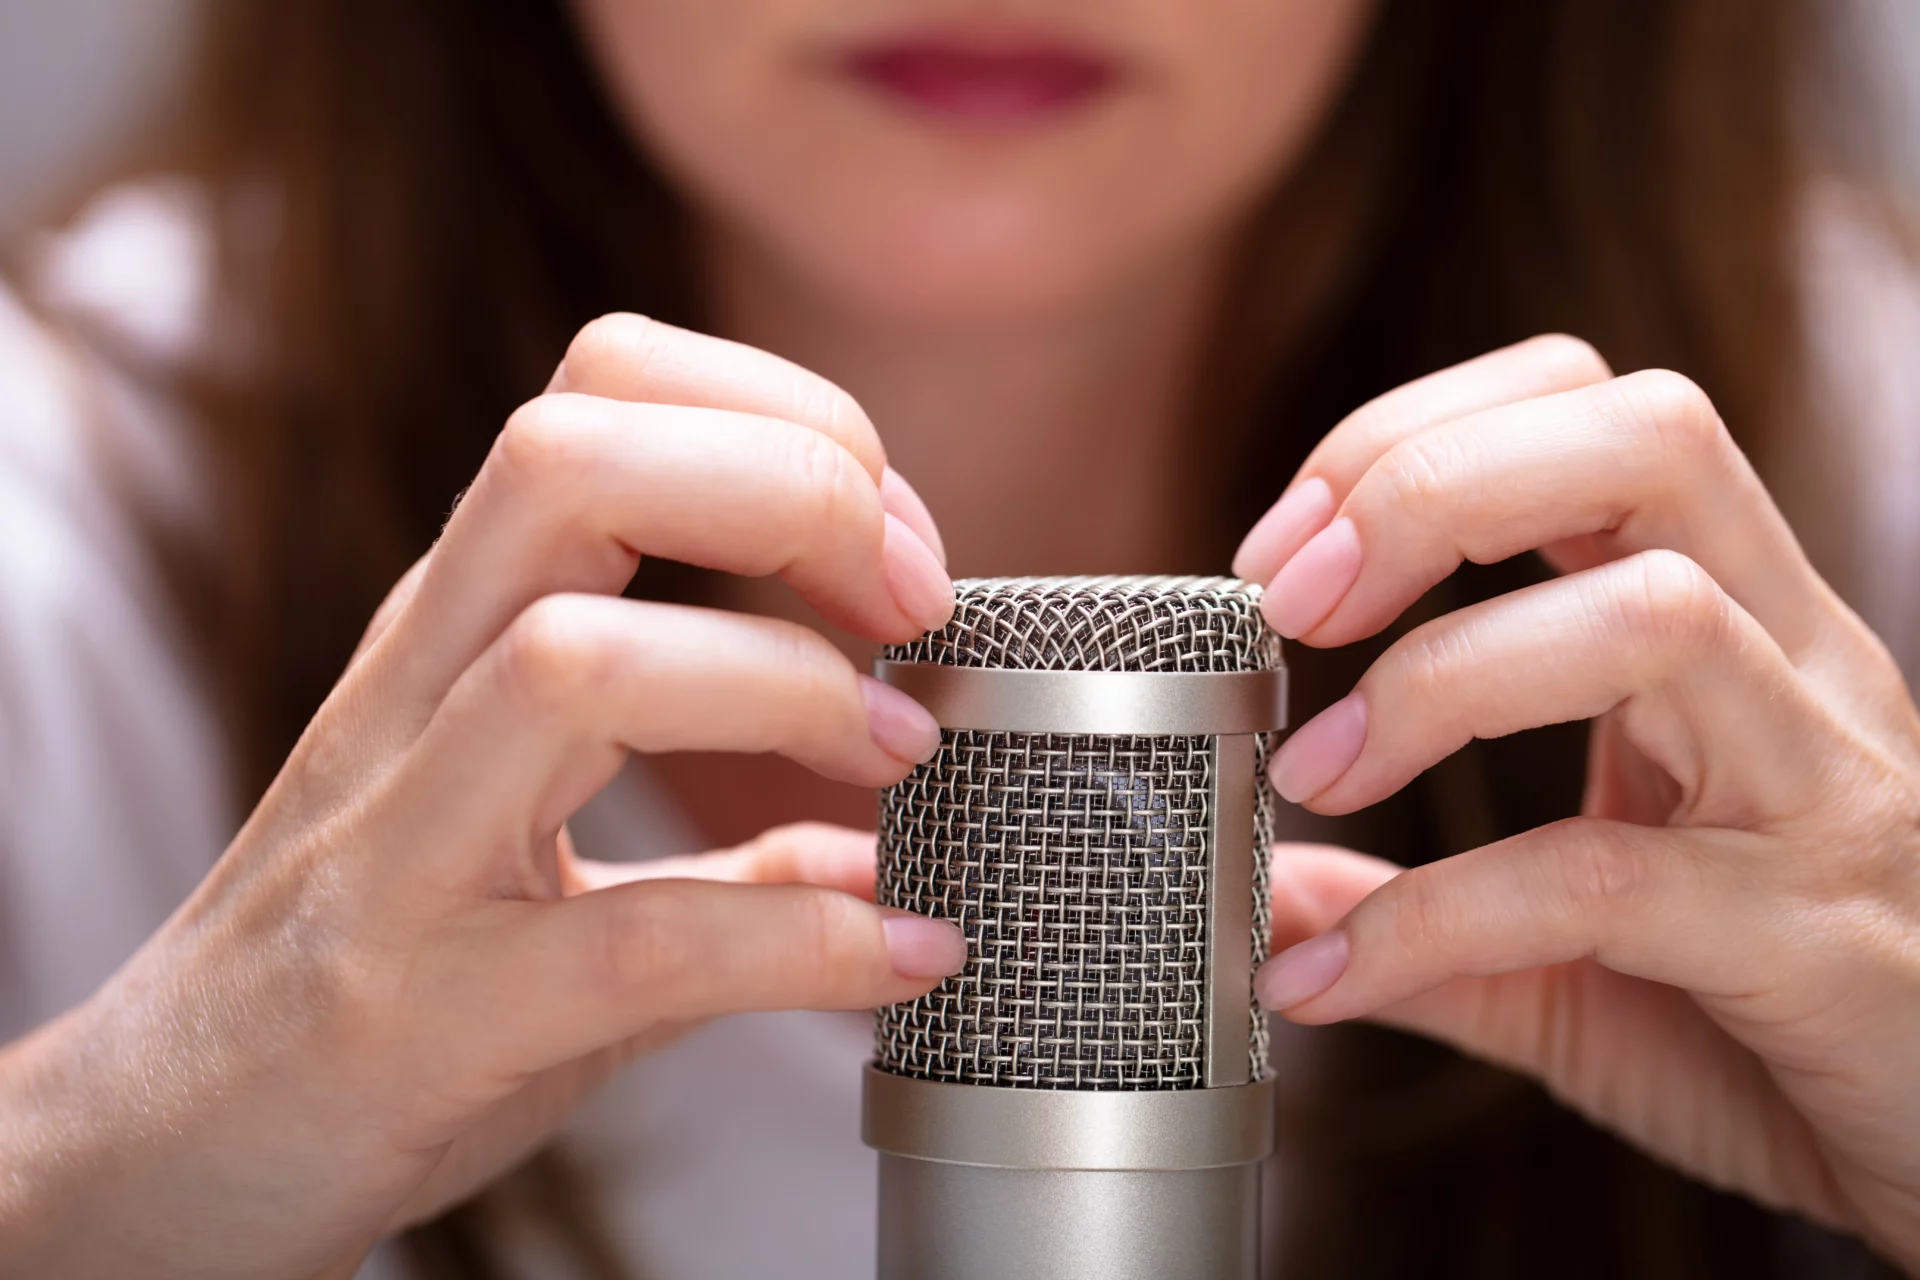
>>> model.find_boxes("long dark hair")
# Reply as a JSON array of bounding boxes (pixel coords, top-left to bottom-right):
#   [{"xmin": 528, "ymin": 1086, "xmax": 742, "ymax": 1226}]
[{"xmin": 118, "ymin": 0, "xmax": 1906, "ymax": 1274}]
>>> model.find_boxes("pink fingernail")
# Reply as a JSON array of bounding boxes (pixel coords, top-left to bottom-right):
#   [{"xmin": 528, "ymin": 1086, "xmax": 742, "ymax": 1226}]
[
  {"xmin": 1262, "ymin": 517, "xmax": 1361, "ymax": 639},
  {"xmin": 881, "ymin": 468, "xmax": 947, "ymax": 568},
  {"xmin": 861, "ymin": 675, "xmax": 942, "ymax": 764},
  {"xmin": 882, "ymin": 513, "xmax": 956, "ymax": 633},
  {"xmin": 883, "ymin": 916, "xmax": 967, "ymax": 979},
  {"xmin": 1268, "ymin": 692, "xmax": 1367, "ymax": 803},
  {"xmin": 1233, "ymin": 477, "xmax": 1335, "ymax": 584},
  {"xmin": 1255, "ymin": 931, "xmax": 1349, "ymax": 1010}
]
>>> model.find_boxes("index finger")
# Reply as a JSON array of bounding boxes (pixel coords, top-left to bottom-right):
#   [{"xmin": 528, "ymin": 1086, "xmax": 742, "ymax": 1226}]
[
  {"xmin": 1234, "ymin": 335, "xmax": 1613, "ymax": 584},
  {"xmin": 550, "ymin": 313, "xmax": 886, "ymax": 485},
  {"xmin": 550, "ymin": 313, "xmax": 947, "ymax": 560}
]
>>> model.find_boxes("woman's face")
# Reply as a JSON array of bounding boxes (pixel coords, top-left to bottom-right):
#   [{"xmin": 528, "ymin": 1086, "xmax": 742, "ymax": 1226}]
[{"xmin": 569, "ymin": 1, "xmax": 1380, "ymax": 323}]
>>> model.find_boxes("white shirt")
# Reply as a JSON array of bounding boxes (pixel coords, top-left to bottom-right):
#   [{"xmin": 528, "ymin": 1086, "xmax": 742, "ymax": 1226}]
[{"xmin": 2, "ymin": 183, "xmax": 1917, "ymax": 1279}]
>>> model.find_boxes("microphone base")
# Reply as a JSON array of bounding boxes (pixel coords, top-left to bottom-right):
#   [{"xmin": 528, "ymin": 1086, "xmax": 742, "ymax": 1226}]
[{"xmin": 877, "ymin": 1154, "xmax": 1260, "ymax": 1280}]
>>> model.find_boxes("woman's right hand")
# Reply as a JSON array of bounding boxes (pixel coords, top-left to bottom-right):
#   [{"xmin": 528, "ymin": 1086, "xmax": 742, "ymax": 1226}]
[{"xmin": 0, "ymin": 315, "xmax": 962, "ymax": 1280}]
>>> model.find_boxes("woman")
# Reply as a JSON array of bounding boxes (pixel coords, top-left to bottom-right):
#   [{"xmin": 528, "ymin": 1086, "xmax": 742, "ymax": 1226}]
[{"xmin": 2, "ymin": 0, "xmax": 1919, "ymax": 1275}]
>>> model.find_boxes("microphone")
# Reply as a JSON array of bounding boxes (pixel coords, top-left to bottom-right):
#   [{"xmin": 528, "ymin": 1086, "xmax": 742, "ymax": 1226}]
[{"xmin": 864, "ymin": 576, "xmax": 1288, "ymax": 1280}]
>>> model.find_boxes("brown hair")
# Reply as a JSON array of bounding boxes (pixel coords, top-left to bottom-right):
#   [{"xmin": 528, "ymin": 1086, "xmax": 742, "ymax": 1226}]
[{"xmin": 126, "ymin": 0, "xmax": 1909, "ymax": 1274}]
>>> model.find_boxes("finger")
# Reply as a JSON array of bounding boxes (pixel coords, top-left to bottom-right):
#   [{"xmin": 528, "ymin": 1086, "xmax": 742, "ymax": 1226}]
[
  {"xmin": 547, "ymin": 313, "xmax": 886, "ymax": 484},
  {"xmin": 377, "ymin": 393, "xmax": 954, "ymax": 717},
  {"xmin": 573, "ymin": 822, "xmax": 879, "ymax": 901},
  {"xmin": 1268, "ymin": 550, "xmax": 1832, "ymax": 825},
  {"xmin": 470, "ymin": 878, "xmax": 965, "ymax": 1074},
  {"xmin": 1266, "ymin": 369, "xmax": 1829, "ymax": 655},
  {"xmin": 1255, "ymin": 835, "xmax": 1850, "ymax": 1228},
  {"xmin": 881, "ymin": 467, "xmax": 947, "ymax": 568},
  {"xmin": 1234, "ymin": 335, "xmax": 1612, "ymax": 583},
  {"xmin": 403, "ymin": 596, "xmax": 940, "ymax": 860},
  {"xmin": 550, "ymin": 315, "xmax": 949, "ymax": 578},
  {"xmin": 1255, "ymin": 817, "xmax": 1750, "ymax": 1023}
]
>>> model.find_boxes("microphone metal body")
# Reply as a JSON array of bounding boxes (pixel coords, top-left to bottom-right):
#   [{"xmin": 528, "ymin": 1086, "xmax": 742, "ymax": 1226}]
[{"xmin": 865, "ymin": 577, "xmax": 1287, "ymax": 1280}]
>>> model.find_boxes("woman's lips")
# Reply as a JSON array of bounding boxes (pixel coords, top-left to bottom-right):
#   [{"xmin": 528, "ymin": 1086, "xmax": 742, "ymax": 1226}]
[{"xmin": 840, "ymin": 38, "xmax": 1119, "ymax": 125}]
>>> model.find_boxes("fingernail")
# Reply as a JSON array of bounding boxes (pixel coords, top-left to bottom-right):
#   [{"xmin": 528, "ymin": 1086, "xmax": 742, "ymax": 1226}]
[
  {"xmin": 882, "ymin": 513, "xmax": 956, "ymax": 632},
  {"xmin": 1233, "ymin": 477, "xmax": 1335, "ymax": 584},
  {"xmin": 1262, "ymin": 516, "xmax": 1361, "ymax": 639},
  {"xmin": 881, "ymin": 468, "xmax": 947, "ymax": 568},
  {"xmin": 1256, "ymin": 931, "xmax": 1349, "ymax": 1010},
  {"xmin": 883, "ymin": 915, "xmax": 967, "ymax": 979},
  {"xmin": 861, "ymin": 674, "xmax": 943, "ymax": 764},
  {"xmin": 1268, "ymin": 691, "xmax": 1367, "ymax": 803}
]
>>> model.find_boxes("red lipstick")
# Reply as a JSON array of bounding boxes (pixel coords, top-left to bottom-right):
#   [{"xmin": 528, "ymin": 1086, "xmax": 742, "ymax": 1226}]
[{"xmin": 841, "ymin": 36, "xmax": 1119, "ymax": 125}]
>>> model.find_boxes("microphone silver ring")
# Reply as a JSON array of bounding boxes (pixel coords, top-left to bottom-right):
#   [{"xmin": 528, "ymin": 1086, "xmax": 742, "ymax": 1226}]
[
  {"xmin": 871, "ymin": 661, "xmax": 1288, "ymax": 736},
  {"xmin": 862, "ymin": 1066, "xmax": 1276, "ymax": 1172}
]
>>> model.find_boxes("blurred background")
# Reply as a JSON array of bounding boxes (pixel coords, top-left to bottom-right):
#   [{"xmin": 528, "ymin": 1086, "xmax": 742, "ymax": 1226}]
[
  {"xmin": 0, "ymin": 0, "xmax": 198, "ymax": 232},
  {"xmin": 3, "ymin": 0, "xmax": 1920, "ymax": 235}
]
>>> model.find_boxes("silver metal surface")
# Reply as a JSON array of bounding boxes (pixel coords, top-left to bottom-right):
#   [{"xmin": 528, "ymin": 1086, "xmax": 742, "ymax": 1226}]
[
  {"xmin": 1249, "ymin": 732, "xmax": 1278, "ymax": 1077},
  {"xmin": 876, "ymin": 576, "xmax": 1286, "ymax": 1089},
  {"xmin": 879, "ymin": 732, "xmax": 1215, "ymax": 1087},
  {"xmin": 870, "ymin": 577, "xmax": 1285, "ymax": 1280},
  {"xmin": 863, "ymin": 1066, "xmax": 1276, "ymax": 1171},
  {"xmin": 873, "ymin": 662, "xmax": 1288, "ymax": 735},
  {"xmin": 877, "ymin": 1155, "xmax": 1261, "ymax": 1280},
  {"xmin": 1205, "ymin": 735, "xmax": 1255, "ymax": 1087}
]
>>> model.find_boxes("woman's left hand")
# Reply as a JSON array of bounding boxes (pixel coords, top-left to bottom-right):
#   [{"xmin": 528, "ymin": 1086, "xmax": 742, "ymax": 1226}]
[{"xmin": 1233, "ymin": 335, "xmax": 1920, "ymax": 1267}]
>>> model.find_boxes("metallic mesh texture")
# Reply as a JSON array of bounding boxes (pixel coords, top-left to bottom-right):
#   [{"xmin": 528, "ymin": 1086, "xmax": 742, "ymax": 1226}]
[
  {"xmin": 1250, "ymin": 732, "xmax": 1278, "ymax": 1077},
  {"xmin": 893, "ymin": 576, "xmax": 1283, "ymax": 674},
  {"xmin": 877, "ymin": 577, "xmax": 1281, "ymax": 1090}
]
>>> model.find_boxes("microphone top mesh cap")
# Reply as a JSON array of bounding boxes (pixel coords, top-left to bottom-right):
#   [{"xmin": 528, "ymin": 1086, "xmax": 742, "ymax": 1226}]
[{"xmin": 886, "ymin": 575, "xmax": 1283, "ymax": 675}]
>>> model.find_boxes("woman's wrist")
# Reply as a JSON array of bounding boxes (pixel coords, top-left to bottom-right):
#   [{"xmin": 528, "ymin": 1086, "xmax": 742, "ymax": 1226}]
[
  {"xmin": 0, "ymin": 969, "xmax": 356, "ymax": 1280},
  {"xmin": 0, "ymin": 1011, "xmax": 146, "ymax": 1275}
]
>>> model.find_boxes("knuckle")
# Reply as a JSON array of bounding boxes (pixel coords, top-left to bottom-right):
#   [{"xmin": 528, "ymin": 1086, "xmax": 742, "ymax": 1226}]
[
  {"xmin": 1381, "ymin": 865, "xmax": 1459, "ymax": 958},
  {"xmin": 1552, "ymin": 824, "xmax": 1653, "ymax": 913},
  {"xmin": 495, "ymin": 396, "xmax": 588, "ymax": 492},
  {"xmin": 1372, "ymin": 430, "xmax": 1466, "ymax": 523},
  {"xmin": 1334, "ymin": 394, "xmax": 1409, "ymax": 454},
  {"xmin": 1607, "ymin": 549, "xmax": 1732, "ymax": 658},
  {"xmin": 1523, "ymin": 333, "xmax": 1613, "ymax": 383},
  {"xmin": 1392, "ymin": 619, "xmax": 1477, "ymax": 711},
  {"xmin": 497, "ymin": 596, "xmax": 615, "ymax": 709},
  {"xmin": 1616, "ymin": 368, "xmax": 1730, "ymax": 465},
  {"xmin": 788, "ymin": 886, "xmax": 867, "ymax": 971},
  {"xmin": 798, "ymin": 372, "xmax": 879, "ymax": 461},
  {"xmin": 758, "ymin": 621, "xmax": 857, "ymax": 744},
  {"xmin": 597, "ymin": 889, "xmax": 696, "ymax": 996},
  {"xmin": 563, "ymin": 312, "xmax": 654, "ymax": 386},
  {"xmin": 779, "ymin": 428, "xmax": 872, "ymax": 545}
]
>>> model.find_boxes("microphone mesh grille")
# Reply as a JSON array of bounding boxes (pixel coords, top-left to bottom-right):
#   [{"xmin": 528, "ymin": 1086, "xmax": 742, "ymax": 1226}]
[
  {"xmin": 890, "ymin": 575, "xmax": 1282, "ymax": 674},
  {"xmin": 877, "ymin": 577, "xmax": 1279, "ymax": 1090}
]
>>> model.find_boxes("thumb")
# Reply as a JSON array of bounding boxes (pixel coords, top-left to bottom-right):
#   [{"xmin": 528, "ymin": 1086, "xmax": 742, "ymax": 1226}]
[{"xmin": 472, "ymin": 880, "xmax": 964, "ymax": 1076}]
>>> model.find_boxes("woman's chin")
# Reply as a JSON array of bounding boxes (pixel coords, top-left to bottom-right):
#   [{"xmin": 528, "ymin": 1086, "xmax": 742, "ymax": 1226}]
[{"xmin": 734, "ymin": 218, "xmax": 1193, "ymax": 331}]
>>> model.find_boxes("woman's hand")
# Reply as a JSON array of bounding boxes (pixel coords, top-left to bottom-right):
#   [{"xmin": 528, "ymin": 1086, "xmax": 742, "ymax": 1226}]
[
  {"xmin": 1235, "ymin": 335, "xmax": 1920, "ymax": 1268},
  {"xmin": 0, "ymin": 315, "xmax": 962, "ymax": 1280}
]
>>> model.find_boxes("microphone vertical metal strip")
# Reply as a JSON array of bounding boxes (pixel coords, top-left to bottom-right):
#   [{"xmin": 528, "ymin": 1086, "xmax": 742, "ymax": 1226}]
[{"xmin": 1204, "ymin": 734, "xmax": 1255, "ymax": 1087}]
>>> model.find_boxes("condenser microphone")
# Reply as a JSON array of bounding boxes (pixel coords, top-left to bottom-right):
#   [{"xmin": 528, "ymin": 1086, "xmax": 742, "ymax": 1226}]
[{"xmin": 863, "ymin": 576, "xmax": 1288, "ymax": 1280}]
